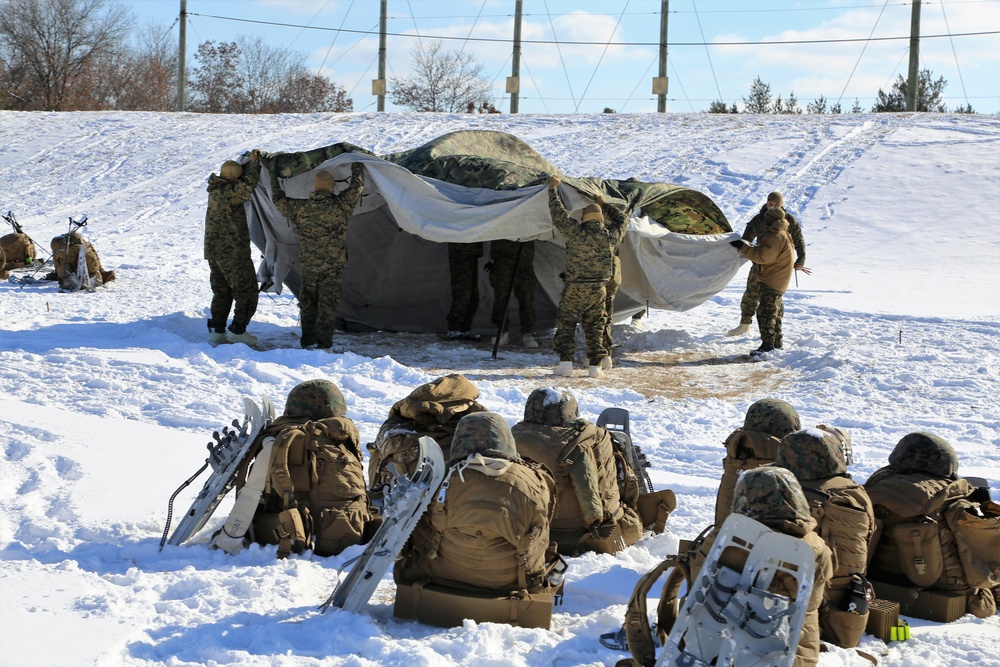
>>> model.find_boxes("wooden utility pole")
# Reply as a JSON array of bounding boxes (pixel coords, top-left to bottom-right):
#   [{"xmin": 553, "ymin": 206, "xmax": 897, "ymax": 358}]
[
  {"xmin": 654, "ymin": 0, "xmax": 669, "ymax": 112},
  {"xmin": 906, "ymin": 0, "xmax": 921, "ymax": 111},
  {"xmin": 508, "ymin": 0, "xmax": 523, "ymax": 113},
  {"xmin": 177, "ymin": 0, "xmax": 186, "ymax": 111},
  {"xmin": 374, "ymin": 0, "xmax": 387, "ymax": 111}
]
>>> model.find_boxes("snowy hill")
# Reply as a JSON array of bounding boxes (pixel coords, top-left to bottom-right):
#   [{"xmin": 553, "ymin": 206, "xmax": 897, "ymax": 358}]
[{"xmin": 0, "ymin": 110, "xmax": 998, "ymax": 667}]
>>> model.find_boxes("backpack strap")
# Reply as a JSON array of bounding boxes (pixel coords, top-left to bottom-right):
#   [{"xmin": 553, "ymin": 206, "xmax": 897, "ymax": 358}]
[
  {"xmin": 267, "ymin": 425, "xmax": 312, "ymax": 557},
  {"xmin": 621, "ymin": 556, "xmax": 679, "ymax": 667}
]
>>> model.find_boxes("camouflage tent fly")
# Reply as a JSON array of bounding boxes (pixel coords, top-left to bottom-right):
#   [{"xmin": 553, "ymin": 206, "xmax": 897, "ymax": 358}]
[{"xmin": 246, "ymin": 130, "xmax": 741, "ymax": 335}]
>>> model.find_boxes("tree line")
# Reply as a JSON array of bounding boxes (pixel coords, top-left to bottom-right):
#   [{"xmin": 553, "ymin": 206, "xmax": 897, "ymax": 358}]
[{"xmin": 0, "ymin": 0, "xmax": 978, "ymax": 115}]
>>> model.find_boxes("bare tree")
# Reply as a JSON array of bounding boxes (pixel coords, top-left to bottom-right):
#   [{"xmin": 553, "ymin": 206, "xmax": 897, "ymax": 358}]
[
  {"xmin": 742, "ymin": 77, "xmax": 772, "ymax": 114},
  {"xmin": 276, "ymin": 70, "xmax": 352, "ymax": 113},
  {"xmin": 230, "ymin": 35, "xmax": 300, "ymax": 113},
  {"xmin": 390, "ymin": 40, "xmax": 493, "ymax": 112},
  {"xmin": 189, "ymin": 40, "xmax": 241, "ymax": 113},
  {"xmin": 0, "ymin": 0, "xmax": 133, "ymax": 110}
]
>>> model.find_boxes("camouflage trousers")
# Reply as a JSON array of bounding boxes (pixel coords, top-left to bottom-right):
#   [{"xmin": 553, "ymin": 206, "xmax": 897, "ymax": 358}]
[
  {"xmin": 756, "ymin": 285, "xmax": 784, "ymax": 348},
  {"xmin": 299, "ymin": 265, "xmax": 344, "ymax": 349},
  {"xmin": 602, "ymin": 260, "xmax": 621, "ymax": 353},
  {"xmin": 739, "ymin": 265, "xmax": 762, "ymax": 325},
  {"xmin": 553, "ymin": 281, "xmax": 607, "ymax": 365},
  {"xmin": 488, "ymin": 240, "xmax": 537, "ymax": 334},
  {"xmin": 208, "ymin": 257, "xmax": 258, "ymax": 334},
  {"xmin": 446, "ymin": 242, "xmax": 483, "ymax": 331}
]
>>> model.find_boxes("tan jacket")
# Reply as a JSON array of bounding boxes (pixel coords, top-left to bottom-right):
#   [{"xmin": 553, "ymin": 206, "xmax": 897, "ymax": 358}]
[{"xmin": 739, "ymin": 217, "xmax": 795, "ymax": 294}]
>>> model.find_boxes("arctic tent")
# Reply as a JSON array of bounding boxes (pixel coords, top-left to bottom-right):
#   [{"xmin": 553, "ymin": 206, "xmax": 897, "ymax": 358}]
[{"xmin": 245, "ymin": 130, "xmax": 741, "ymax": 336}]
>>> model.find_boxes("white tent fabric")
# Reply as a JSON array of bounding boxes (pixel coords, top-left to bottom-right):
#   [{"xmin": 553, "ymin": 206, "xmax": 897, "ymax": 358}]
[{"xmin": 247, "ymin": 152, "xmax": 745, "ymax": 335}]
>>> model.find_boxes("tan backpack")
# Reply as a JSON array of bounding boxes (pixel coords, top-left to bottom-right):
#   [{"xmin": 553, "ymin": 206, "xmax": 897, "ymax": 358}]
[
  {"xmin": 49, "ymin": 232, "xmax": 114, "ymax": 289},
  {"xmin": 0, "ymin": 232, "xmax": 35, "ymax": 270},
  {"xmin": 242, "ymin": 416, "xmax": 373, "ymax": 558},
  {"xmin": 714, "ymin": 428, "xmax": 782, "ymax": 526}
]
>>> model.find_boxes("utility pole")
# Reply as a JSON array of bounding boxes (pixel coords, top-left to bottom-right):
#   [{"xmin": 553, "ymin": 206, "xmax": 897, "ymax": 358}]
[
  {"xmin": 177, "ymin": 0, "xmax": 186, "ymax": 111},
  {"xmin": 906, "ymin": 0, "xmax": 921, "ymax": 111},
  {"xmin": 507, "ymin": 0, "xmax": 523, "ymax": 113},
  {"xmin": 373, "ymin": 0, "xmax": 387, "ymax": 111},
  {"xmin": 653, "ymin": 0, "xmax": 669, "ymax": 112}
]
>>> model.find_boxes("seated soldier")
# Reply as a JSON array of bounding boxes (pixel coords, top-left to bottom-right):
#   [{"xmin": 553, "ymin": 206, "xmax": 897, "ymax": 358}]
[
  {"xmin": 774, "ymin": 427, "xmax": 876, "ymax": 648},
  {"xmin": 393, "ymin": 412, "xmax": 560, "ymax": 628},
  {"xmin": 864, "ymin": 432, "xmax": 999, "ymax": 618},
  {"xmin": 714, "ymin": 398, "xmax": 801, "ymax": 526},
  {"xmin": 511, "ymin": 387, "xmax": 643, "ymax": 555},
  {"xmin": 47, "ymin": 232, "xmax": 115, "ymax": 290},
  {"xmin": 367, "ymin": 373, "xmax": 487, "ymax": 497},
  {"xmin": 213, "ymin": 379, "xmax": 374, "ymax": 559}
]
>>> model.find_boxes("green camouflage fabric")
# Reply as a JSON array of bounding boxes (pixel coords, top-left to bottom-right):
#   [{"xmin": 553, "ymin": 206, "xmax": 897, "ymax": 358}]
[
  {"xmin": 602, "ymin": 204, "xmax": 628, "ymax": 352},
  {"xmin": 743, "ymin": 398, "xmax": 801, "ymax": 439},
  {"xmin": 732, "ymin": 466, "xmax": 811, "ymax": 525},
  {"xmin": 284, "ymin": 379, "xmax": 348, "ymax": 420},
  {"xmin": 888, "ymin": 432, "xmax": 959, "ymax": 478},
  {"xmin": 738, "ymin": 266, "xmax": 762, "ymax": 326},
  {"xmin": 271, "ymin": 163, "xmax": 364, "ymax": 347},
  {"xmin": 816, "ymin": 424, "xmax": 853, "ymax": 465},
  {"xmin": 488, "ymin": 240, "xmax": 537, "ymax": 334},
  {"xmin": 756, "ymin": 285, "xmax": 785, "ymax": 348},
  {"xmin": 205, "ymin": 159, "xmax": 261, "ymax": 334},
  {"xmin": 523, "ymin": 387, "xmax": 580, "ymax": 427},
  {"xmin": 446, "ymin": 242, "xmax": 483, "ymax": 331},
  {"xmin": 742, "ymin": 205, "xmax": 807, "ymax": 265},
  {"xmin": 774, "ymin": 428, "xmax": 849, "ymax": 481},
  {"xmin": 449, "ymin": 412, "xmax": 520, "ymax": 464},
  {"xmin": 267, "ymin": 143, "xmax": 375, "ymax": 180}
]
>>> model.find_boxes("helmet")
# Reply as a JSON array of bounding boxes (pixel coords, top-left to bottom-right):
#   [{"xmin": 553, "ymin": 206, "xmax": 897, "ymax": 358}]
[
  {"xmin": 449, "ymin": 412, "xmax": 518, "ymax": 464},
  {"xmin": 220, "ymin": 160, "xmax": 243, "ymax": 182},
  {"xmin": 732, "ymin": 467, "xmax": 810, "ymax": 524},
  {"xmin": 523, "ymin": 387, "xmax": 579, "ymax": 427},
  {"xmin": 817, "ymin": 424, "xmax": 853, "ymax": 466},
  {"xmin": 774, "ymin": 427, "xmax": 848, "ymax": 481},
  {"xmin": 283, "ymin": 379, "xmax": 347, "ymax": 420},
  {"xmin": 888, "ymin": 432, "xmax": 959, "ymax": 478},
  {"xmin": 743, "ymin": 398, "xmax": 800, "ymax": 439}
]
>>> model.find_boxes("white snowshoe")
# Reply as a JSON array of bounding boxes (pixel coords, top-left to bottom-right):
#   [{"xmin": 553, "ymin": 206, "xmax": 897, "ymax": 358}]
[
  {"xmin": 320, "ymin": 435, "xmax": 446, "ymax": 614},
  {"xmin": 659, "ymin": 513, "xmax": 815, "ymax": 667},
  {"xmin": 161, "ymin": 396, "xmax": 275, "ymax": 548}
]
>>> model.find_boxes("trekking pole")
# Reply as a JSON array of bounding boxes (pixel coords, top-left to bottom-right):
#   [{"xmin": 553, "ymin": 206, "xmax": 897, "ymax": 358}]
[{"xmin": 490, "ymin": 242, "xmax": 524, "ymax": 360}]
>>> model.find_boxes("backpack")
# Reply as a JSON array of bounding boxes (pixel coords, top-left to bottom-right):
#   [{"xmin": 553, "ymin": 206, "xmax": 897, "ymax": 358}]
[
  {"xmin": 241, "ymin": 416, "xmax": 373, "ymax": 558},
  {"xmin": 396, "ymin": 455, "xmax": 558, "ymax": 595},
  {"xmin": 714, "ymin": 428, "xmax": 782, "ymax": 526},
  {"xmin": 0, "ymin": 232, "xmax": 35, "ymax": 270},
  {"xmin": 49, "ymin": 232, "xmax": 114, "ymax": 289}
]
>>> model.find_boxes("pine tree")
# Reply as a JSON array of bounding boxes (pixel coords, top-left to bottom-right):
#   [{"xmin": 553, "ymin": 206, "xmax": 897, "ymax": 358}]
[
  {"xmin": 807, "ymin": 96, "xmax": 828, "ymax": 114},
  {"xmin": 871, "ymin": 68, "xmax": 947, "ymax": 112},
  {"xmin": 742, "ymin": 77, "xmax": 772, "ymax": 114}
]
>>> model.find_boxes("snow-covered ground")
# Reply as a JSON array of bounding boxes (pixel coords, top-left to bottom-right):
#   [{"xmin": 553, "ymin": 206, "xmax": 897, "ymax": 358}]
[{"xmin": 0, "ymin": 110, "xmax": 998, "ymax": 667}]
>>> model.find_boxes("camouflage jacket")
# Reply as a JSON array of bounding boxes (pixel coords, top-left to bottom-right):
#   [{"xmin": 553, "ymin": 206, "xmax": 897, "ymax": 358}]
[
  {"xmin": 548, "ymin": 188, "xmax": 624, "ymax": 283},
  {"xmin": 271, "ymin": 167, "xmax": 364, "ymax": 272},
  {"xmin": 742, "ymin": 205, "xmax": 806, "ymax": 266},
  {"xmin": 203, "ymin": 160, "xmax": 261, "ymax": 259}
]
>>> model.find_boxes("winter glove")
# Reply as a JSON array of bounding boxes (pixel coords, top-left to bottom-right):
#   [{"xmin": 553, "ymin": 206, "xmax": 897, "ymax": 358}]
[
  {"xmin": 730, "ymin": 239, "xmax": 748, "ymax": 249},
  {"xmin": 594, "ymin": 195, "xmax": 605, "ymax": 206},
  {"xmin": 590, "ymin": 518, "xmax": 617, "ymax": 539},
  {"xmin": 351, "ymin": 162, "xmax": 364, "ymax": 177},
  {"xmin": 548, "ymin": 176, "xmax": 561, "ymax": 189}
]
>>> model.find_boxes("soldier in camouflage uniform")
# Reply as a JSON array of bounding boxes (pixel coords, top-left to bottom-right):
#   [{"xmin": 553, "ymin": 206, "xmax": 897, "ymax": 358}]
[
  {"xmin": 487, "ymin": 239, "xmax": 538, "ymax": 347},
  {"xmin": 271, "ymin": 163, "xmax": 365, "ymax": 349},
  {"xmin": 729, "ymin": 191, "xmax": 807, "ymax": 340},
  {"xmin": 446, "ymin": 242, "xmax": 484, "ymax": 341},
  {"xmin": 204, "ymin": 153, "xmax": 261, "ymax": 345},
  {"xmin": 600, "ymin": 200, "xmax": 629, "ymax": 370},
  {"xmin": 774, "ymin": 427, "xmax": 876, "ymax": 648},
  {"xmin": 714, "ymin": 398, "xmax": 801, "ymax": 526},
  {"xmin": 548, "ymin": 178, "xmax": 625, "ymax": 378},
  {"xmin": 731, "ymin": 206, "xmax": 795, "ymax": 356}
]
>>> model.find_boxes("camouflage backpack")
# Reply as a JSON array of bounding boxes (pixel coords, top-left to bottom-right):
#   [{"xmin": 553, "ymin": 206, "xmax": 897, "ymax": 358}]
[
  {"xmin": 0, "ymin": 232, "xmax": 36, "ymax": 271},
  {"xmin": 864, "ymin": 432, "xmax": 1000, "ymax": 618}
]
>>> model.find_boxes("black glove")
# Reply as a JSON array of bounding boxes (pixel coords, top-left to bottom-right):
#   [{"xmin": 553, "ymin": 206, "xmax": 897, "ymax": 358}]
[
  {"xmin": 483, "ymin": 260, "xmax": 494, "ymax": 273},
  {"xmin": 590, "ymin": 518, "xmax": 617, "ymax": 539},
  {"xmin": 730, "ymin": 239, "xmax": 747, "ymax": 249}
]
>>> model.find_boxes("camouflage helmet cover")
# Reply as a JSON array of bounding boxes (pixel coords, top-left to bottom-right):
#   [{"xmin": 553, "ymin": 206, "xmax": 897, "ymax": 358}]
[
  {"xmin": 774, "ymin": 427, "xmax": 848, "ymax": 481},
  {"xmin": 523, "ymin": 387, "xmax": 579, "ymax": 426},
  {"xmin": 449, "ymin": 412, "xmax": 519, "ymax": 464},
  {"xmin": 817, "ymin": 424, "xmax": 853, "ymax": 466},
  {"xmin": 743, "ymin": 398, "xmax": 801, "ymax": 440},
  {"xmin": 888, "ymin": 432, "xmax": 959, "ymax": 478},
  {"xmin": 283, "ymin": 379, "xmax": 347, "ymax": 420},
  {"xmin": 732, "ymin": 467, "xmax": 810, "ymax": 524}
]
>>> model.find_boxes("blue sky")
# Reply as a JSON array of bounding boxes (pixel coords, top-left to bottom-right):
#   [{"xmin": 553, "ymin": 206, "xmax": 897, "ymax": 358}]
[{"xmin": 133, "ymin": 0, "xmax": 1000, "ymax": 113}]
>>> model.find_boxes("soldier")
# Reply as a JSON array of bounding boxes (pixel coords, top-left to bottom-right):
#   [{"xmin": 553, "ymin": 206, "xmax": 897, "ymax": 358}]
[
  {"xmin": 204, "ymin": 153, "xmax": 261, "ymax": 345},
  {"xmin": 548, "ymin": 178, "xmax": 625, "ymax": 378},
  {"xmin": 487, "ymin": 239, "xmax": 538, "ymax": 348},
  {"xmin": 511, "ymin": 387, "xmax": 643, "ymax": 555},
  {"xmin": 271, "ymin": 162, "xmax": 365, "ymax": 350},
  {"xmin": 774, "ymin": 427, "xmax": 876, "ymax": 648},
  {"xmin": 446, "ymin": 242, "xmax": 484, "ymax": 341},
  {"xmin": 366, "ymin": 374, "xmax": 488, "ymax": 497},
  {"xmin": 714, "ymin": 398, "xmax": 801, "ymax": 527},
  {"xmin": 600, "ymin": 199, "xmax": 629, "ymax": 371},
  {"xmin": 730, "ymin": 205, "xmax": 795, "ymax": 357},
  {"xmin": 393, "ymin": 411, "xmax": 559, "ymax": 626},
  {"xmin": 728, "ymin": 191, "xmax": 807, "ymax": 339}
]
